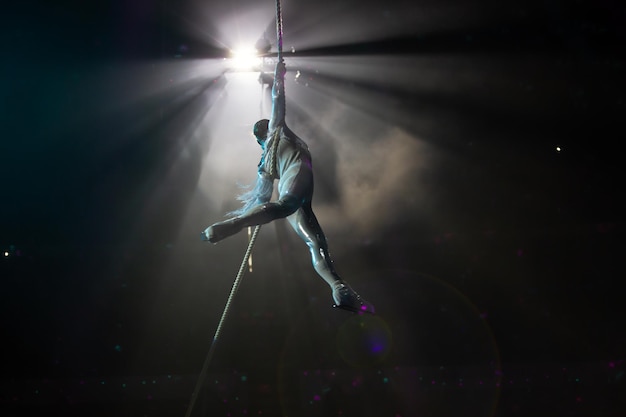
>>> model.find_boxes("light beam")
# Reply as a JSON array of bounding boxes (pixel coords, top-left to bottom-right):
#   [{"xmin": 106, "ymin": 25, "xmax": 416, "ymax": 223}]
[{"xmin": 229, "ymin": 46, "xmax": 262, "ymax": 71}]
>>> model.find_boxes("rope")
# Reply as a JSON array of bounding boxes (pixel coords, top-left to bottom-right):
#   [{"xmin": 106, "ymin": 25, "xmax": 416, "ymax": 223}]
[
  {"xmin": 265, "ymin": 0, "xmax": 284, "ymax": 179},
  {"xmin": 275, "ymin": 0, "xmax": 283, "ymax": 61},
  {"xmin": 266, "ymin": 129, "xmax": 281, "ymax": 178},
  {"xmin": 184, "ymin": 225, "xmax": 262, "ymax": 417},
  {"xmin": 185, "ymin": 3, "xmax": 284, "ymax": 415}
]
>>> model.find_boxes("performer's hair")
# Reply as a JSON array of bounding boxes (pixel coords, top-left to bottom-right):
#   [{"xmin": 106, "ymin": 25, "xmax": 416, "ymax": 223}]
[
  {"xmin": 227, "ymin": 173, "xmax": 273, "ymax": 217},
  {"xmin": 227, "ymin": 119, "xmax": 273, "ymax": 217}
]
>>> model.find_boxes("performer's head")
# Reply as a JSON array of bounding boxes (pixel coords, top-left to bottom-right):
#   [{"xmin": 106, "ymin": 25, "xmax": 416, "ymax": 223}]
[{"xmin": 253, "ymin": 119, "xmax": 269, "ymax": 146}]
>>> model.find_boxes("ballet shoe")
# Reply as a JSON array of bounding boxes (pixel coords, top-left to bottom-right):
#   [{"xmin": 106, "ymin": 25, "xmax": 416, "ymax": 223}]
[
  {"xmin": 201, "ymin": 218, "xmax": 243, "ymax": 243},
  {"xmin": 332, "ymin": 283, "xmax": 375, "ymax": 314}
]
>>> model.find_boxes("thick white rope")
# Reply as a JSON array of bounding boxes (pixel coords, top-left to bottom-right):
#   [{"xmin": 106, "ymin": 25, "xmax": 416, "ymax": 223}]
[
  {"xmin": 184, "ymin": 225, "xmax": 261, "ymax": 417},
  {"xmin": 185, "ymin": 2, "xmax": 284, "ymax": 415}
]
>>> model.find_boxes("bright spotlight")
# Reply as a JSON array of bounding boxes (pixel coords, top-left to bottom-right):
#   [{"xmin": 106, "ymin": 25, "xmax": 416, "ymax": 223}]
[{"xmin": 229, "ymin": 46, "xmax": 262, "ymax": 71}]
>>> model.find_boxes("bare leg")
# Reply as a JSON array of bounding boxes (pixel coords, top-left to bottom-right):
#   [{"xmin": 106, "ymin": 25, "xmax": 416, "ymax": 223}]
[
  {"xmin": 286, "ymin": 202, "xmax": 375, "ymax": 313},
  {"xmin": 203, "ymin": 195, "xmax": 301, "ymax": 243},
  {"xmin": 200, "ymin": 173, "xmax": 374, "ymax": 312},
  {"xmin": 286, "ymin": 202, "xmax": 341, "ymax": 287}
]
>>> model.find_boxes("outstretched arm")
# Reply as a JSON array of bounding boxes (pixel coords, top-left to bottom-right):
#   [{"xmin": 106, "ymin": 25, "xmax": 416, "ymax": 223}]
[{"xmin": 268, "ymin": 60, "xmax": 286, "ymax": 133}]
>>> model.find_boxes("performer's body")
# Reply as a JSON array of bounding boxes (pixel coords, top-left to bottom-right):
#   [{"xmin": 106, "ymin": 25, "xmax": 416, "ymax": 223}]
[{"xmin": 202, "ymin": 60, "xmax": 374, "ymax": 314}]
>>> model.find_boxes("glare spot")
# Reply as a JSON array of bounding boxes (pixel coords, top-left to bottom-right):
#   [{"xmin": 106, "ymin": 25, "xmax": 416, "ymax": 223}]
[{"xmin": 229, "ymin": 46, "xmax": 261, "ymax": 71}]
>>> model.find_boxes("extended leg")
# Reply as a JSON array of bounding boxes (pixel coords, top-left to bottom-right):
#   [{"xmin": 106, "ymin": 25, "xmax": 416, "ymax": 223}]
[
  {"xmin": 202, "ymin": 196, "xmax": 301, "ymax": 243},
  {"xmin": 286, "ymin": 203, "xmax": 375, "ymax": 314}
]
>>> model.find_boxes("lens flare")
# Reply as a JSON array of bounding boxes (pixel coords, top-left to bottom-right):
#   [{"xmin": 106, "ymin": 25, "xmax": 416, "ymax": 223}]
[
  {"xmin": 229, "ymin": 46, "xmax": 262, "ymax": 71},
  {"xmin": 337, "ymin": 314, "xmax": 393, "ymax": 368}
]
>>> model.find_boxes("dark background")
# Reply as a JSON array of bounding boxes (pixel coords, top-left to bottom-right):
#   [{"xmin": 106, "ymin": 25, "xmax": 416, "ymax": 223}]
[{"xmin": 1, "ymin": 1, "xmax": 624, "ymax": 416}]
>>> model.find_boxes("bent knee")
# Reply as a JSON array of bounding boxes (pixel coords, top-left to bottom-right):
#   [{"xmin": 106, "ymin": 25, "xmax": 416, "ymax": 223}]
[{"xmin": 275, "ymin": 195, "xmax": 302, "ymax": 216}]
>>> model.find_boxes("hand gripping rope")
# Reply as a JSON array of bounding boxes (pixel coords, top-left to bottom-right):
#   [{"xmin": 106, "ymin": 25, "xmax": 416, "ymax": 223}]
[{"xmin": 184, "ymin": 1, "xmax": 284, "ymax": 416}]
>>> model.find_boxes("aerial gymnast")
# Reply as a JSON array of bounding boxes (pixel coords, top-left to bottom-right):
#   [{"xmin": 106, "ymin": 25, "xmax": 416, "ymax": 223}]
[{"xmin": 201, "ymin": 60, "xmax": 374, "ymax": 314}]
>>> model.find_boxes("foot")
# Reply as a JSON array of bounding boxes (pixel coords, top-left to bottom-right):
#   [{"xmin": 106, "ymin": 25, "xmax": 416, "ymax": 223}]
[
  {"xmin": 201, "ymin": 218, "xmax": 243, "ymax": 243},
  {"xmin": 332, "ymin": 283, "xmax": 375, "ymax": 314}
]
